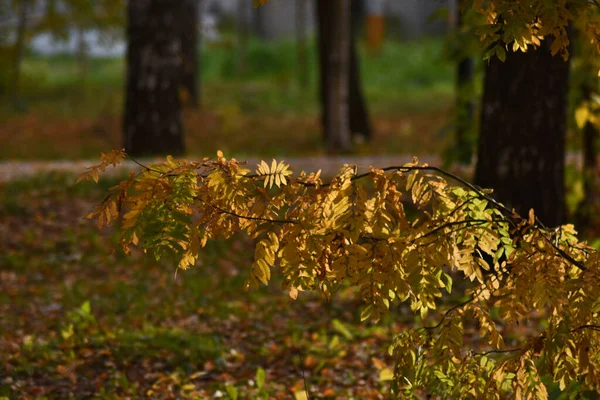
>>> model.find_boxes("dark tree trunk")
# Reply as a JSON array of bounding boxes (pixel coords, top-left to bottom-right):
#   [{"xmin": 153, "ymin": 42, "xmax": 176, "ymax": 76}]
[
  {"xmin": 576, "ymin": 70, "xmax": 600, "ymax": 227},
  {"xmin": 123, "ymin": 0, "xmax": 185, "ymax": 156},
  {"xmin": 326, "ymin": 0, "xmax": 352, "ymax": 153},
  {"xmin": 10, "ymin": 0, "xmax": 29, "ymax": 106},
  {"xmin": 349, "ymin": 0, "xmax": 371, "ymax": 140},
  {"xmin": 316, "ymin": 0, "xmax": 371, "ymax": 146},
  {"xmin": 180, "ymin": 0, "xmax": 199, "ymax": 108},
  {"xmin": 475, "ymin": 41, "xmax": 570, "ymax": 227},
  {"xmin": 316, "ymin": 0, "xmax": 330, "ymax": 141},
  {"xmin": 295, "ymin": 0, "xmax": 308, "ymax": 88},
  {"xmin": 454, "ymin": 0, "xmax": 474, "ymax": 165}
]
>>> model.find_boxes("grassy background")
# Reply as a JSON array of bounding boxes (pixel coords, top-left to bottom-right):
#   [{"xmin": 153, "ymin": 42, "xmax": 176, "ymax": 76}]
[{"xmin": 0, "ymin": 37, "xmax": 462, "ymax": 160}]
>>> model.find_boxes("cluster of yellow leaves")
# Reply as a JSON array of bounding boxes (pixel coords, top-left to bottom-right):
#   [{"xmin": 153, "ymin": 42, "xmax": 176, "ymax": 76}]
[
  {"xmin": 255, "ymin": 159, "xmax": 293, "ymax": 189},
  {"xmin": 465, "ymin": 0, "xmax": 599, "ymax": 61},
  {"xmin": 84, "ymin": 151, "xmax": 600, "ymax": 398},
  {"xmin": 78, "ymin": 148, "xmax": 126, "ymax": 184},
  {"xmin": 257, "ymin": 0, "xmax": 600, "ymax": 62}
]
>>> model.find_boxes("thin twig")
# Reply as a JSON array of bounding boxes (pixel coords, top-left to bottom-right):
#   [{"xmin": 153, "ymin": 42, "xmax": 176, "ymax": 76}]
[
  {"xmin": 422, "ymin": 296, "xmax": 475, "ymax": 331},
  {"xmin": 477, "ymin": 347, "xmax": 522, "ymax": 357},
  {"xmin": 207, "ymin": 202, "xmax": 299, "ymax": 224}
]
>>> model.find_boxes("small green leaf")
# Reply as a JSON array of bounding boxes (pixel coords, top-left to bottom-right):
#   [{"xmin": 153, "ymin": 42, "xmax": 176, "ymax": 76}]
[
  {"xmin": 495, "ymin": 45, "xmax": 506, "ymax": 62},
  {"xmin": 332, "ymin": 318, "xmax": 353, "ymax": 340},
  {"xmin": 255, "ymin": 367, "xmax": 266, "ymax": 389},
  {"xmin": 225, "ymin": 384, "xmax": 238, "ymax": 400}
]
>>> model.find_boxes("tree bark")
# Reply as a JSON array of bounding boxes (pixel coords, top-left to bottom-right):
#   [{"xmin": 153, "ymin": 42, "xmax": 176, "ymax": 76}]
[
  {"xmin": 180, "ymin": 0, "xmax": 199, "ymax": 108},
  {"xmin": 576, "ymin": 69, "xmax": 600, "ymax": 228},
  {"xmin": 455, "ymin": 0, "xmax": 474, "ymax": 165},
  {"xmin": 10, "ymin": 0, "xmax": 29, "ymax": 106},
  {"xmin": 295, "ymin": 0, "xmax": 308, "ymax": 89},
  {"xmin": 475, "ymin": 40, "xmax": 570, "ymax": 227},
  {"xmin": 123, "ymin": 0, "xmax": 185, "ymax": 157},
  {"xmin": 326, "ymin": 0, "xmax": 352, "ymax": 153},
  {"xmin": 316, "ymin": 0, "xmax": 371, "ymax": 148},
  {"xmin": 349, "ymin": 0, "xmax": 371, "ymax": 141}
]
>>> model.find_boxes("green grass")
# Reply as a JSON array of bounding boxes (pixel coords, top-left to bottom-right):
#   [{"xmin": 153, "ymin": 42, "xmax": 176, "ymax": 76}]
[
  {"xmin": 0, "ymin": 36, "xmax": 459, "ymax": 160},
  {"xmin": 4, "ymin": 36, "xmax": 455, "ymax": 117}
]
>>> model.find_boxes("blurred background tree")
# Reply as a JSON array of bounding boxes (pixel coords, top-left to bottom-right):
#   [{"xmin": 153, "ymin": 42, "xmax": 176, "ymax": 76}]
[{"xmin": 1, "ymin": 0, "xmax": 599, "ymax": 230}]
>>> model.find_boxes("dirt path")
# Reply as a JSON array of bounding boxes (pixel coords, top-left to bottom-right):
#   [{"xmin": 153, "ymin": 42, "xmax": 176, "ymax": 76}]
[
  {"xmin": 0, "ymin": 155, "xmax": 446, "ymax": 182},
  {"xmin": 0, "ymin": 153, "xmax": 588, "ymax": 182}
]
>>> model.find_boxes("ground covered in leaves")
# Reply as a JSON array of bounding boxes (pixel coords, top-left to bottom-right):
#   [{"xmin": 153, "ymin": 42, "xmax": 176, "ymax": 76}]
[{"xmin": 1, "ymin": 173, "xmax": 409, "ymax": 399}]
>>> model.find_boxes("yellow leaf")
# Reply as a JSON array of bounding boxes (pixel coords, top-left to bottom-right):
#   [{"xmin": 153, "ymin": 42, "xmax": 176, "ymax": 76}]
[
  {"xmin": 217, "ymin": 150, "xmax": 224, "ymax": 158},
  {"xmin": 289, "ymin": 286, "xmax": 299, "ymax": 299},
  {"xmin": 257, "ymin": 160, "xmax": 269, "ymax": 175},
  {"xmin": 372, "ymin": 357, "xmax": 386, "ymax": 370},
  {"xmin": 253, "ymin": 259, "xmax": 271, "ymax": 285},
  {"xmin": 575, "ymin": 105, "xmax": 589, "ymax": 129},
  {"xmin": 379, "ymin": 368, "xmax": 394, "ymax": 381},
  {"xmin": 528, "ymin": 208, "xmax": 535, "ymax": 225},
  {"xmin": 294, "ymin": 391, "xmax": 308, "ymax": 400},
  {"xmin": 271, "ymin": 159, "xmax": 277, "ymax": 175}
]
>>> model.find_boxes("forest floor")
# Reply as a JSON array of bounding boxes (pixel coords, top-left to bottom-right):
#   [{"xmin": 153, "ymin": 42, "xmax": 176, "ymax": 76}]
[
  {"xmin": 0, "ymin": 172, "xmax": 412, "ymax": 399},
  {"xmin": 0, "ymin": 169, "xmax": 596, "ymax": 399}
]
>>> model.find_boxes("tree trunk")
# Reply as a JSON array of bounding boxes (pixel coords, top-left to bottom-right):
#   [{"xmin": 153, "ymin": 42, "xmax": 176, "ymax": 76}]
[
  {"xmin": 326, "ymin": 0, "xmax": 352, "ymax": 153},
  {"xmin": 349, "ymin": 0, "xmax": 371, "ymax": 140},
  {"xmin": 475, "ymin": 41, "xmax": 570, "ymax": 227},
  {"xmin": 454, "ymin": 0, "xmax": 474, "ymax": 165},
  {"xmin": 181, "ymin": 0, "xmax": 199, "ymax": 107},
  {"xmin": 576, "ymin": 69, "xmax": 600, "ymax": 228},
  {"xmin": 10, "ymin": 0, "xmax": 29, "ymax": 106},
  {"xmin": 316, "ymin": 0, "xmax": 371, "ymax": 148},
  {"xmin": 295, "ymin": 0, "xmax": 308, "ymax": 89},
  {"xmin": 123, "ymin": 0, "xmax": 185, "ymax": 157}
]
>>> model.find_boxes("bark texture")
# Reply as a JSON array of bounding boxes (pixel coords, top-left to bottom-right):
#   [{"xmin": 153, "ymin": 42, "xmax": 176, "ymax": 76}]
[
  {"xmin": 123, "ymin": 0, "xmax": 185, "ymax": 156},
  {"xmin": 181, "ymin": 0, "xmax": 199, "ymax": 107},
  {"xmin": 454, "ymin": 0, "xmax": 474, "ymax": 165},
  {"xmin": 316, "ymin": 0, "xmax": 371, "ymax": 149},
  {"xmin": 326, "ymin": 0, "xmax": 352, "ymax": 152},
  {"xmin": 475, "ymin": 42, "xmax": 570, "ymax": 227},
  {"xmin": 576, "ymin": 69, "xmax": 600, "ymax": 228},
  {"xmin": 296, "ymin": 0, "xmax": 308, "ymax": 88}
]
